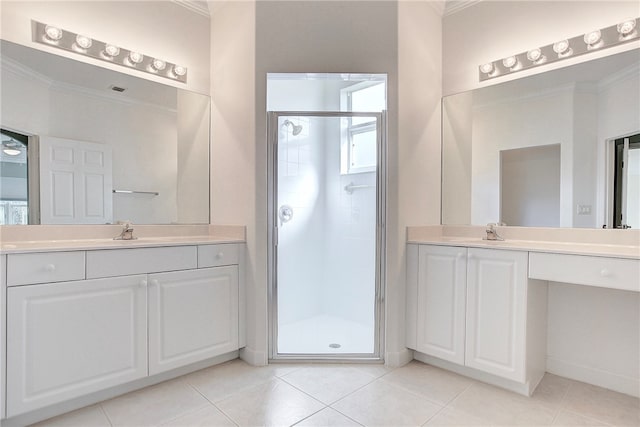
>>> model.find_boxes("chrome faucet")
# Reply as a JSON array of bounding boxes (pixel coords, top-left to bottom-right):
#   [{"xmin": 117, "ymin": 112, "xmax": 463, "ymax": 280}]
[
  {"xmin": 114, "ymin": 221, "xmax": 136, "ymax": 240},
  {"xmin": 484, "ymin": 223, "xmax": 504, "ymax": 241}
]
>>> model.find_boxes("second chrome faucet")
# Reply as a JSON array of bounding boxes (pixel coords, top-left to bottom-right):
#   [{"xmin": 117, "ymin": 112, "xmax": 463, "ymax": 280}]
[{"xmin": 484, "ymin": 223, "xmax": 504, "ymax": 241}]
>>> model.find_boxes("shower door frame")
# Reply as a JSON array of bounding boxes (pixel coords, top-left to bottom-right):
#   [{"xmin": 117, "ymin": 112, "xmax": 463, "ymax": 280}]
[{"xmin": 267, "ymin": 111, "xmax": 386, "ymax": 362}]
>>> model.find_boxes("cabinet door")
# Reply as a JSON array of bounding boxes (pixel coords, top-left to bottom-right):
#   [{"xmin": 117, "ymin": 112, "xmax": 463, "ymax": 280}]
[
  {"xmin": 416, "ymin": 245, "xmax": 467, "ymax": 364},
  {"xmin": 7, "ymin": 275, "xmax": 147, "ymax": 417},
  {"xmin": 465, "ymin": 248, "xmax": 528, "ymax": 382},
  {"xmin": 148, "ymin": 266, "xmax": 239, "ymax": 375},
  {"xmin": 1, "ymin": 255, "xmax": 6, "ymax": 419}
]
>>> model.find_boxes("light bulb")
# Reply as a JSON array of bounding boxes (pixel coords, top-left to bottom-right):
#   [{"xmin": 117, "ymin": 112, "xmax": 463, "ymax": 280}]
[
  {"xmin": 75, "ymin": 34, "xmax": 92, "ymax": 50},
  {"xmin": 44, "ymin": 25, "xmax": 63, "ymax": 42},
  {"xmin": 526, "ymin": 48, "xmax": 543, "ymax": 63},
  {"xmin": 479, "ymin": 62, "xmax": 494, "ymax": 74},
  {"xmin": 3, "ymin": 147, "xmax": 21, "ymax": 156},
  {"xmin": 104, "ymin": 44, "xmax": 120, "ymax": 58},
  {"xmin": 173, "ymin": 65, "xmax": 187, "ymax": 77},
  {"xmin": 128, "ymin": 51, "xmax": 144, "ymax": 65},
  {"xmin": 583, "ymin": 30, "xmax": 602, "ymax": 46},
  {"xmin": 553, "ymin": 39, "xmax": 571, "ymax": 56},
  {"xmin": 617, "ymin": 18, "xmax": 637, "ymax": 36},
  {"xmin": 151, "ymin": 59, "xmax": 166, "ymax": 71},
  {"xmin": 502, "ymin": 56, "xmax": 518, "ymax": 69}
]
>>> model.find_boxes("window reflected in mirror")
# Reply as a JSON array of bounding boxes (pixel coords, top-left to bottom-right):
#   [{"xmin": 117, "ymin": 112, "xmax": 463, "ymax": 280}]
[
  {"xmin": 0, "ymin": 129, "xmax": 28, "ymax": 225},
  {"xmin": 613, "ymin": 133, "xmax": 640, "ymax": 229}
]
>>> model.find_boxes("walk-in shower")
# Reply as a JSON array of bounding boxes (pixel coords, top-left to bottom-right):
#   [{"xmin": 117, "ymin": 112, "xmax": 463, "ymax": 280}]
[{"xmin": 266, "ymin": 73, "xmax": 387, "ymax": 360}]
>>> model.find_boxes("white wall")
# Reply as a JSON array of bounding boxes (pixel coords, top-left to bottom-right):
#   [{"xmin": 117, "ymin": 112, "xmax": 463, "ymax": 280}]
[
  {"xmin": 0, "ymin": 1, "xmax": 210, "ymax": 94},
  {"xmin": 443, "ymin": 1, "xmax": 640, "ymax": 95},
  {"xmin": 547, "ymin": 283, "xmax": 640, "ymax": 397},
  {"xmin": 210, "ymin": 0, "xmax": 442, "ymax": 366},
  {"xmin": 441, "ymin": 91, "xmax": 472, "ymax": 225},
  {"xmin": 177, "ymin": 90, "xmax": 210, "ymax": 224}
]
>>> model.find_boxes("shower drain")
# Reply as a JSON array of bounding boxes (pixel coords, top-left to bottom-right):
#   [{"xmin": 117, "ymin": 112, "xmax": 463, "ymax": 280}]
[{"xmin": 328, "ymin": 343, "xmax": 341, "ymax": 349}]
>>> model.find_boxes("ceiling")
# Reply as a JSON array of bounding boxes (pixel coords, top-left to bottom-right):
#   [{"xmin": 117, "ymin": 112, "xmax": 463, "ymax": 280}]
[{"xmin": 1, "ymin": 40, "xmax": 178, "ymax": 110}]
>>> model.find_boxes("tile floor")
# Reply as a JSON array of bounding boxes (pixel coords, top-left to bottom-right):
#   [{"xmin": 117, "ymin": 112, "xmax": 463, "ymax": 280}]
[{"xmin": 32, "ymin": 360, "xmax": 640, "ymax": 427}]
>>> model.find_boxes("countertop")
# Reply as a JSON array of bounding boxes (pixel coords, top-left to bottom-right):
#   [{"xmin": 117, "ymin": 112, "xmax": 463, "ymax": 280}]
[
  {"xmin": 0, "ymin": 235, "xmax": 245, "ymax": 254},
  {"xmin": 407, "ymin": 236, "xmax": 640, "ymax": 259}
]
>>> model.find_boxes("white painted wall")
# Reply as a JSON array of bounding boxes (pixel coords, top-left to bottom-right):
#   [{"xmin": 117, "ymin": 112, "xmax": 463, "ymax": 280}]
[
  {"xmin": 547, "ymin": 283, "xmax": 640, "ymax": 397},
  {"xmin": 210, "ymin": 0, "xmax": 442, "ymax": 366},
  {"xmin": 442, "ymin": 1, "xmax": 640, "ymax": 95},
  {"xmin": 176, "ymin": 90, "xmax": 210, "ymax": 224},
  {"xmin": 441, "ymin": 91, "xmax": 472, "ymax": 225},
  {"xmin": 0, "ymin": 0, "xmax": 210, "ymax": 94}
]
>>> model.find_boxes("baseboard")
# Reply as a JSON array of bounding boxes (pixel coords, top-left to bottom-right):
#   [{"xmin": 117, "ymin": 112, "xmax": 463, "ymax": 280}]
[
  {"xmin": 385, "ymin": 348, "xmax": 413, "ymax": 368},
  {"xmin": 546, "ymin": 356, "xmax": 640, "ymax": 398},
  {"xmin": 2, "ymin": 351, "xmax": 239, "ymax": 427},
  {"xmin": 414, "ymin": 352, "xmax": 533, "ymax": 396},
  {"xmin": 240, "ymin": 346, "xmax": 268, "ymax": 366}
]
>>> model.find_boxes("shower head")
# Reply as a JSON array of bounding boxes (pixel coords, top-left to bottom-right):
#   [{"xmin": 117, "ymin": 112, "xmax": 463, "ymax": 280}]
[{"xmin": 283, "ymin": 120, "xmax": 303, "ymax": 136}]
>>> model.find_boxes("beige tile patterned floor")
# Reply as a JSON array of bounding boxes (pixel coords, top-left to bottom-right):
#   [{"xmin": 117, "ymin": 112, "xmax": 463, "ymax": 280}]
[{"xmin": 31, "ymin": 360, "xmax": 640, "ymax": 427}]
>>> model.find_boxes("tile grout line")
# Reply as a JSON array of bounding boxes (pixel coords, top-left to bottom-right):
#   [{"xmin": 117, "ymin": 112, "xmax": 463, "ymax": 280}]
[
  {"xmin": 288, "ymin": 405, "xmax": 330, "ymax": 427},
  {"xmin": 98, "ymin": 403, "xmax": 114, "ymax": 427},
  {"xmin": 185, "ymin": 382, "xmax": 240, "ymax": 426},
  {"xmin": 548, "ymin": 379, "xmax": 573, "ymax": 425}
]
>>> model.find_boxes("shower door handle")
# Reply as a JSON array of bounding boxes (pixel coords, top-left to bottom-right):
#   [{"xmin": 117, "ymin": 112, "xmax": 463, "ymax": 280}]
[{"xmin": 278, "ymin": 205, "xmax": 293, "ymax": 226}]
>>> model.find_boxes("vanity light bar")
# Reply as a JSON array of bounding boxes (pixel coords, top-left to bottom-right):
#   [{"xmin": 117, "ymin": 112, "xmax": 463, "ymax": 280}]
[
  {"xmin": 31, "ymin": 20, "xmax": 187, "ymax": 83},
  {"xmin": 479, "ymin": 17, "xmax": 639, "ymax": 82}
]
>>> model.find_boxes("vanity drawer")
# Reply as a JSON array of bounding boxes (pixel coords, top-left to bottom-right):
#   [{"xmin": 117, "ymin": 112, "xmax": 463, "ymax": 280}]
[
  {"xmin": 7, "ymin": 251, "xmax": 85, "ymax": 286},
  {"xmin": 86, "ymin": 246, "xmax": 197, "ymax": 279},
  {"xmin": 529, "ymin": 252, "xmax": 640, "ymax": 292},
  {"xmin": 198, "ymin": 244, "xmax": 239, "ymax": 268}
]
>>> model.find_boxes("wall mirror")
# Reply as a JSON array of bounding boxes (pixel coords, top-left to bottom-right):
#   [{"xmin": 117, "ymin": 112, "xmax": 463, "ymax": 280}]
[
  {"xmin": 0, "ymin": 40, "xmax": 210, "ymax": 225},
  {"xmin": 442, "ymin": 48, "xmax": 640, "ymax": 229}
]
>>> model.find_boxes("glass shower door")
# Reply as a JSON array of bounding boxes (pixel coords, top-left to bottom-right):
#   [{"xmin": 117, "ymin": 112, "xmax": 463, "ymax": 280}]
[{"xmin": 268, "ymin": 112, "xmax": 384, "ymax": 359}]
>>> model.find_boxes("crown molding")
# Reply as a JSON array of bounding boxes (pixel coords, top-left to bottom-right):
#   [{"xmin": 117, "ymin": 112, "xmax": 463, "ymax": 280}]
[
  {"xmin": 444, "ymin": 0, "xmax": 483, "ymax": 17},
  {"xmin": 172, "ymin": 0, "xmax": 210, "ymax": 18},
  {"xmin": 1, "ymin": 56, "xmax": 53, "ymax": 87},
  {"xmin": 424, "ymin": 0, "xmax": 446, "ymax": 17}
]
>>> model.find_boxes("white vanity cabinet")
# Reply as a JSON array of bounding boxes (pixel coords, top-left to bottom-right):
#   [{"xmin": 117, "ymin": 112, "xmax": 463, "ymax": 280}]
[
  {"xmin": 3, "ymin": 242, "xmax": 244, "ymax": 419},
  {"xmin": 413, "ymin": 245, "xmax": 467, "ymax": 365},
  {"xmin": 148, "ymin": 266, "xmax": 239, "ymax": 375},
  {"xmin": 465, "ymin": 248, "xmax": 529, "ymax": 382},
  {"xmin": 7, "ymin": 275, "xmax": 148, "ymax": 416},
  {"xmin": 1, "ymin": 254, "xmax": 6, "ymax": 419},
  {"xmin": 407, "ymin": 244, "xmax": 547, "ymax": 395}
]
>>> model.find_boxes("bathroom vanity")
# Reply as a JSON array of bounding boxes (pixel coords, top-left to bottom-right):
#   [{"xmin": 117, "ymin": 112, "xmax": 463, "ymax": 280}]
[
  {"xmin": 406, "ymin": 226, "xmax": 640, "ymax": 397},
  {"xmin": 0, "ymin": 235, "xmax": 245, "ymax": 423}
]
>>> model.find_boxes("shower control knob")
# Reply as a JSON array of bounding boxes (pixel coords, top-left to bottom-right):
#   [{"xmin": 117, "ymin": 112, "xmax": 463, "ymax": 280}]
[{"xmin": 278, "ymin": 205, "xmax": 294, "ymax": 226}]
